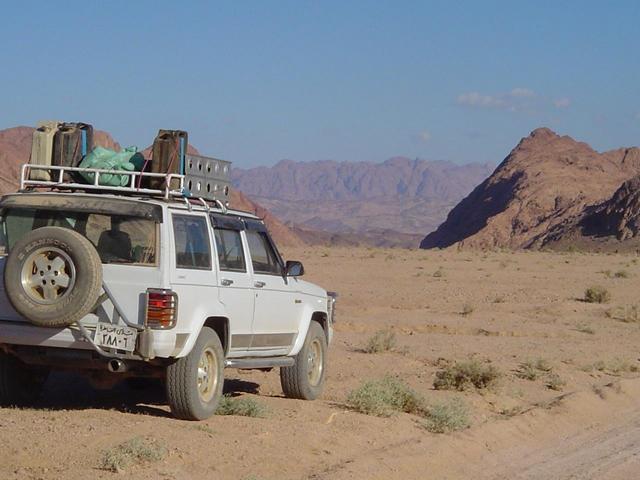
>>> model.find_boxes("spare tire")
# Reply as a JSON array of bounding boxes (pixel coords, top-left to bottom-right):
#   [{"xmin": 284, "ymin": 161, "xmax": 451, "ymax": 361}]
[{"xmin": 4, "ymin": 226, "xmax": 102, "ymax": 328}]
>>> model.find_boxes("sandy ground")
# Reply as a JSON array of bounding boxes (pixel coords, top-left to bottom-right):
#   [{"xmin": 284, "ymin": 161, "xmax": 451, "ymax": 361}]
[{"xmin": 2, "ymin": 247, "xmax": 640, "ymax": 479}]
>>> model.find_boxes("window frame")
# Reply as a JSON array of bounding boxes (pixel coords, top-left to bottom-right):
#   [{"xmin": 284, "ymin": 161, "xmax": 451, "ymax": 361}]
[
  {"xmin": 213, "ymin": 227, "xmax": 247, "ymax": 273},
  {"xmin": 245, "ymin": 229, "xmax": 284, "ymax": 277},
  {"xmin": 171, "ymin": 213, "xmax": 213, "ymax": 271},
  {"xmin": 0, "ymin": 207, "xmax": 160, "ymax": 267}
]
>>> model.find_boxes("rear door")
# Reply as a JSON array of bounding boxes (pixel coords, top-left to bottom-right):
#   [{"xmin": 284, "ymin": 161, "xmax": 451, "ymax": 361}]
[
  {"xmin": 169, "ymin": 212, "xmax": 217, "ymax": 336},
  {"xmin": 245, "ymin": 223, "xmax": 302, "ymax": 355},
  {"xmin": 210, "ymin": 214, "xmax": 254, "ymax": 356}
]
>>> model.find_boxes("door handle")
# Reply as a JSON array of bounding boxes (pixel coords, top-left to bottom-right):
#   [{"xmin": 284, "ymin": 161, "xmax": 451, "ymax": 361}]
[
  {"xmin": 221, "ymin": 278, "xmax": 234, "ymax": 286},
  {"xmin": 254, "ymin": 281, "xmax": 266, "ymax": 288}
]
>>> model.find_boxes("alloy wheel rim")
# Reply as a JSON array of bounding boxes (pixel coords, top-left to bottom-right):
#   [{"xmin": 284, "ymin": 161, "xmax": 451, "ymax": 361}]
[
  {"xmin": 197, "ymin": 347, "xmax": 219, "ymax": 402},
  {"xmin": 20, "ymin": 247, "xmax": 76, "ymax": 305},
  {"xmin": 307, "ymin": 339, "xmax": 324, "ymax": 386}
]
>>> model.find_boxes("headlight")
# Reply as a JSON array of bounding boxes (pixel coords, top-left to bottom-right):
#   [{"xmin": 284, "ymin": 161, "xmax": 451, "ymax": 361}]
[{"xmin": 327, "ymin": 291, "xmax": 338, "ymax": 324}]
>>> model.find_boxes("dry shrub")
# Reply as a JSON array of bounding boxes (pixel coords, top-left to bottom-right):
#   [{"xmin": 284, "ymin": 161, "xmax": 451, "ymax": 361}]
[
  {"xmin": 363, "ymin": 329, "xmax": 396, "ymax": 353},
  {"xmin": 346, "ymin": 376, "xmax": 426, "ymax": 417},
  {"xmin": 100, "ymin": 437, "xmax": 165, "ymax": 473},
  {"xmin": 584, "ymin": 286, "xmax": 611, "ymax": 304},
  {"xmin": 461, "ymin": 303, "xmax": 475, "ymax": 316},
  {"xmin": 606, "ymin": 305, "xmax": 640, "ymax": 323},
  {"xmin": 216, "ymin": 396, "xmax": 267, "ymax": 417},
  {"xmin": 546, "ymin": 373, "xmax": 566, "ymax": 391},
  {"xmin": 434, "ymin": 360, "xmax": 500, "ymax": 391},
  {"xmin": 421, "ymin": 398, "xmax": 470, "ymax": 433}
]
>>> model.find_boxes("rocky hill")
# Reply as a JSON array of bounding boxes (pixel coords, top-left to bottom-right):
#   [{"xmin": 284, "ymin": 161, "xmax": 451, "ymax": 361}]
[
  {"xmin": 0, "ymin": 126, "xmax": 303, "ymax": 247},
  {"xmin": 421, "ymin": 128, "xmax": 640, "ymax": 250},
  {"xmin": 540, "ymin": 174, "xmax": 640, "ymax": 252},
  {"xmin": 232, "ymin": 157, "xmax": 493, "ymax": 247}
]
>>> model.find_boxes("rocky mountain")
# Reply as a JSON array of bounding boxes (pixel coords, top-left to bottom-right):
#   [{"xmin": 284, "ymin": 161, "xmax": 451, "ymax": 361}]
[
  {"xmin": 232, "ymin": 157, "xmax": 493, "ymax": 247},
  {"xmin": 421, "ymin": 128, "xmax": 640, "ymax": 250},
  {"xmin": 540, "ymin": 174, "xmax": 640, "ymax": 252},
  {"xmin": 228, "ymin": 189, "xmax": 304, "ymax": 247},
  {"xmin": 0, "ymin": 126, "xmax": 303, "ymax": 247}
]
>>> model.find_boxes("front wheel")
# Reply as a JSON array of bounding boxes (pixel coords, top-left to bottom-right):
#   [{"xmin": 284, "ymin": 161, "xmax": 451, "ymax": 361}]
[
  {"xmin": 166, "ymin": 327, "xmax": 224, "ymax": 420},
  {"xmin": 280, "ymin": 321, "xmax": 327, "ymax": 400}
]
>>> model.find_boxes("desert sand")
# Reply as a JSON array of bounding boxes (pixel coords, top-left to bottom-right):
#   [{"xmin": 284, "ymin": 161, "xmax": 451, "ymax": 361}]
[{"xmin": 1, "ymin": 246, "xmax": 640, "ymax": 479}]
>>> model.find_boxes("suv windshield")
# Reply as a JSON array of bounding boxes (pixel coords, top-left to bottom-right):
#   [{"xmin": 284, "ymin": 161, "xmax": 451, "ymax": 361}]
[{"xmin": 0, "ymin": 208, "xmax": 157, "ymax": 266}]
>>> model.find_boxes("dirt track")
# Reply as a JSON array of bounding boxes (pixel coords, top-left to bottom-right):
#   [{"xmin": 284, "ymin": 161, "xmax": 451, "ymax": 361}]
[{"xmin": 2, "ymin": 247, "xmax": 640, "ymax": 479}]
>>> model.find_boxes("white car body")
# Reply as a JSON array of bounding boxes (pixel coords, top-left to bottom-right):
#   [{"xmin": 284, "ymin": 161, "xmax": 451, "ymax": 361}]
[{"xmin": 0, "ymin": 192, "xmax": 334, "ymax": 366}]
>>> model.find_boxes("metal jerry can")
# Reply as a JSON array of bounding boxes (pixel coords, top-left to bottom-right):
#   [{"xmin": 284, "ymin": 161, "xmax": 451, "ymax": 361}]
[
  {"xmin": 148, "ymin": 129, "xmax": 188, "ymax": 190},
  {"xmin": 29, "ymin": 121, "xmax": 61, "ymax": 181}
]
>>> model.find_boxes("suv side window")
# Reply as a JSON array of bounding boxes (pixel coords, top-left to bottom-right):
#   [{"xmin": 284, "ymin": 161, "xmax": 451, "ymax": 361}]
[
  {"xmin": 246, "ymin": 230, "xmax": 282, "ymax": 275},
  {"xmin": 172, "ymin": 214, "xmax": 211, "ymax": 270},
  {"xmin": 213, "ymin": 228, "xmax": 246, "ymax": 272}
]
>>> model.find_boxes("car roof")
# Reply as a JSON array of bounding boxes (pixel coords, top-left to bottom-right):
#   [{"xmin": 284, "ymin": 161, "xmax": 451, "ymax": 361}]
[{"xmin": 0, "ymin": 191, "xmax": 260, "ymax": 222}]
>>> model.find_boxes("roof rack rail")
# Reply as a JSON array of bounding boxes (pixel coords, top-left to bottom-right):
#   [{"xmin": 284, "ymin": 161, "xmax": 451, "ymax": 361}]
[{"xmin": 19, "ymin": 163, "xmax": 231, "ymax": 206}]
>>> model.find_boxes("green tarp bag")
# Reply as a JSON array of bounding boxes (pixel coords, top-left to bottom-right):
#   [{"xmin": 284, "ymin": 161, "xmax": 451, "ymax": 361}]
[{"xmin": 78, "ymin": 146, "xmax": 145, "ymax": 187}]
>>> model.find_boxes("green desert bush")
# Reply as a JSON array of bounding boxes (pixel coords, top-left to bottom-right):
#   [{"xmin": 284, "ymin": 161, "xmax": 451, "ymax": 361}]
[
  {"xmin": 515, "ymin": 361, "xmax": 541, "ymax": 381},
  {"xmin": 546, "ymin": 373, "xmax": 566, "ymax": 391},
  {"xmin": 216, "ymin": 396, "xmax": 267, "ymax": 417},
  {"xmin": 581, "ymin": 358, "xmax": 639, "ymax": 375},
  {"xmin": 434, "ymin": 360, "xmax": 500, "ymax": 391},
  {"xmin": 346, "ymin": 376, "xmax": 426, "ymax": 417},
  {"xmin": 584, "ymin": 286, "xmax": 611, "ymax": 304},
  {"xmin": 575, "ymin": 323, "xmax": 595, "ymax": 335},
  {"xmin": 421, "ymin": 398, "xmax": 470, "ymax": 433},
  {"xmin": 363, "ymin": 329, "xmax": 397, "ymax": 353},
  {"xmin": 606, "ymin": 358, "xmax": 639, "ymax": 375},
  {"xmin": 461, "ymin": 303, "xmax": 475, "ymax": 316},
  {"xmin": 100, "ymin": 437, "xmax": 166, "ymax": 473},
  {"xmin": 606, "ymin": 305, "xmax": 640, "ymax": 323},
  {"xmin": 533, "ymin": 358, "xmax": 552, "ymax": 372}
]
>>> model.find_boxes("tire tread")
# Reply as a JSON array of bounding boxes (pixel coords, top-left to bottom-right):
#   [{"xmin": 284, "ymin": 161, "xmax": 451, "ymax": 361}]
[
  {"xmin": 280, "ymin": 321, "xmax": 327, "ymax": 400},
  {"xmin": 166, "ymin": 327, "xmax": 224, "ymax": 420}
]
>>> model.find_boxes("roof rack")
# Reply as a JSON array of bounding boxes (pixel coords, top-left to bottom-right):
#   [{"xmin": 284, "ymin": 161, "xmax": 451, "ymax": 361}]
[{"xmin": 19, "ymin": 163, "xmax": 230, "ymax": 212}]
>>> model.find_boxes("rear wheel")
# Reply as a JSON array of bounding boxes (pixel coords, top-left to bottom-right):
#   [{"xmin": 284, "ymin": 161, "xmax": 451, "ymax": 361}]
[
  {"xmin": 166, "ymin": 327, "xmax": 224, "ymax": 420},
  {"xmin": 280, "ymin": 321, "xmax": 327, "ymax": 400},
  {"xmin": 0, "ymin": 352, "xmax": 49, "ymax": 406}
]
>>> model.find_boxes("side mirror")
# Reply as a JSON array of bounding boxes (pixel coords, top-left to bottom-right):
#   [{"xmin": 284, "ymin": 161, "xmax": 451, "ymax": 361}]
[{"xmin": 285, "ymin": 260, "xmax": 304, "ymax": 277}]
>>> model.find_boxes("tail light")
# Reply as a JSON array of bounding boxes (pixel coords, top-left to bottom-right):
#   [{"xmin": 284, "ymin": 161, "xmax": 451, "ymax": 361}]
[{"xmin": 145, "ymin": 289, "xmax": 178, "ymax": 329}]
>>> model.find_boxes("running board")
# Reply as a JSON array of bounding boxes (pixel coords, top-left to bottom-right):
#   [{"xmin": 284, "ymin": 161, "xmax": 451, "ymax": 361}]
[{"xmin": 225, "ymin": 356, "xmax": 294, "ymax": 369}]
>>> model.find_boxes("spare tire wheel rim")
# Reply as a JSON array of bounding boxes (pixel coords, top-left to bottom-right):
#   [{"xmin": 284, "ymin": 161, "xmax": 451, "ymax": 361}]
[
  {"xmin": 307, "ymin": 338, "xmax": 323, "ymax": 386},
  {"xmin": 197, "ymin": 346, "xmax": 219, "ymax": 403},
  {"xmin": 20, "ymin": 247, "xmax": 76, "ymax": 304}
]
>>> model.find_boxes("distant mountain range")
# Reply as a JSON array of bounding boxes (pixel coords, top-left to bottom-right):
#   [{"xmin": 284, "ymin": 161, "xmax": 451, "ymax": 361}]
[
  {"xmin": 421, "ymin": 128, "xmax": 640, "ymax": 251},
  {"xmin": 9, "ymin": 124, "xmax": 636, "ymax": 252},
  {"xmin": 232, "ymin": 157, "xmax": 494, "ymax": 247}
]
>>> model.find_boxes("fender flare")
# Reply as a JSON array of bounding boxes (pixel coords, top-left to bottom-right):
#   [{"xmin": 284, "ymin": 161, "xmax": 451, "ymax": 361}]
[
  {"xmin": 172, "ymin": 304, "xmax": 229, "ymax": 358},
  {"xmin": 289, "ymin": 304, "xmax": 328, "ymax": 356}
]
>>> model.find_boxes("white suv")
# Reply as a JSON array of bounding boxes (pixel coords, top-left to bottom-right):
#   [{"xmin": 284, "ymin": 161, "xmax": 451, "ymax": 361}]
[{"xmin": 0, "ymin": 191, "xmax": 335, "ymax": 420}]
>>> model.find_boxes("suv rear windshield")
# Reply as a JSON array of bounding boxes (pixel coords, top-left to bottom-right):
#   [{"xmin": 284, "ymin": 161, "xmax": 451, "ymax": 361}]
[{"xmin": 0, "ymin": 208, "xmax": 158, "ymax": 266}]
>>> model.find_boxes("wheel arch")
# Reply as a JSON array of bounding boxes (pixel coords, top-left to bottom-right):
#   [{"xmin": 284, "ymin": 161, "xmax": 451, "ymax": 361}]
[
  {"xmin": 311, "ymin": 311, "xmax": 328, "ymax": 340},
  {"xmin": 202, "ymin": 316, "xmax": 230, "ymax": 356},
  {"xmin": 289, "ymin": 308, "xmax": 329, "ymax": 356},
  {"xmin": 173, "ymin": 315, "xmax": 230, "ymax": 359}
]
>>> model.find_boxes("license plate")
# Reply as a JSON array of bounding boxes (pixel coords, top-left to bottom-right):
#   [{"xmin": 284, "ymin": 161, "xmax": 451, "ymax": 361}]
[{"xmin": 94, "ymin": 323, "xmax": 138, "ymax": 352}]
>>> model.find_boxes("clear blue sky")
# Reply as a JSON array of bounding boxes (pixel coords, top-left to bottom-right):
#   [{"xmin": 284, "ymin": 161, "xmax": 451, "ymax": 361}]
[{"xmin": 1, "ymin": 1, "xmax": 638, "ymax": 167}]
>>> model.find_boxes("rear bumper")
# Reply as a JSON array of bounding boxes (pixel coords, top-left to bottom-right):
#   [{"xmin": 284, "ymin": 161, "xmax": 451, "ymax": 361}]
[
  {"xmin": 0, "ymin": 320, "xmax": 180, "ymax": 360},
  {"xmin": 0, "ymin": 320, "xmax": 92, "ymax": 350}
]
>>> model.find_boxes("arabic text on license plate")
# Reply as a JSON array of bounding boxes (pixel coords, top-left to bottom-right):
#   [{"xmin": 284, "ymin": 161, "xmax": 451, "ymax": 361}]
[{"xmin": 94, "ymin": 323, "xmax": 137, "ymax": 352}]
